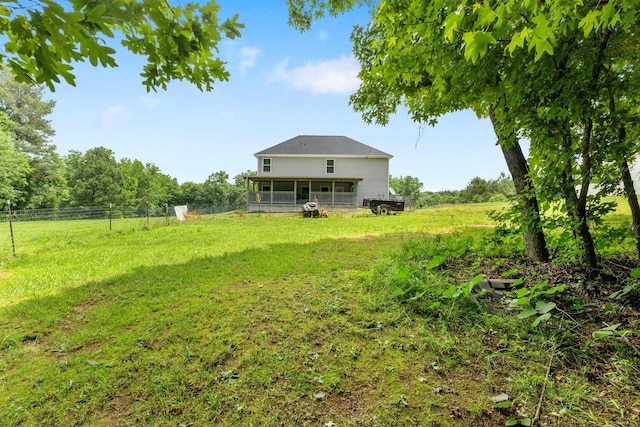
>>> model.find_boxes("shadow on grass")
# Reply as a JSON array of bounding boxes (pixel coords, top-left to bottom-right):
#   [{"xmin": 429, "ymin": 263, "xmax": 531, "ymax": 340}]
[
  {"xmin": 2, "ymin": 231, "xmax": 631, "ymax": 427},
  {"xmin": 2, "ymin": 233, "xmax": 400, "ymax": 328},
  {"xmin": 1, "ymin": 234, "xmax": 425, "ymax": 426}
]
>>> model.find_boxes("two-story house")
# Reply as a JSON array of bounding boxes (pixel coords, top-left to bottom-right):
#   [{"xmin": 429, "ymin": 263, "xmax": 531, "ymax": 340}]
[{"xmin": 246, "ymin": 135, "xmax": 393, "ymax": 212}]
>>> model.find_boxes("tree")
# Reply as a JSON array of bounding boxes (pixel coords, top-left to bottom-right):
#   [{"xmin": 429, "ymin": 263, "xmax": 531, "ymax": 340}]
[
  {"xmin": 472, "ymin": 2, "xmax": 640, "ymax": 267},
  {"xmin": 119, "ymin": 158, "xmax": 177, "ymax": 210},
  {"xmin": 202, "ymin": 171, "xmax": 229, "ymax": 207},
  {"xmin": 389, "ymin": 175, "xmax": 423, "ymax": 206},
  {"xmin": 289, "ymin": 0, "xmax": 550, "ymax": 261},
  {"xmin": 176, "ymin": 182, "xmax": 206, "ymax": 206},
  {"xmin": 460, "ymin": 177, "xmax": 490, "ymax": 204},
  {"xmin": 65, "ymin": 147, "xmax": 127, "ymax": 206},
  {"xmin": 0, "ymin": 70, "xmax": 66, "ymax": 208},
  {"xmin": 459, "ymin": 173, "xmax": 515, "ymax": 203},
  {"xmin": 0, "ymin": 70, "xmax": 56, "ymax": 155},
  {"xmin": 0, "ymin": 113, "xmax": 31, "ymax": 204},
  {"xmin": 287, "ymin": 0, "xmax": 640, "ymax": 267},
  {"xmin": 234, "ymin": 170, "xmax": 256, "ymax": 187},
  {"xmin": 0, "ymin": 0, "xmax": 243, "ymax": 91},
  {"xmin": 24, "ymin": 151, "xmax": 68, "ymax": 208}
]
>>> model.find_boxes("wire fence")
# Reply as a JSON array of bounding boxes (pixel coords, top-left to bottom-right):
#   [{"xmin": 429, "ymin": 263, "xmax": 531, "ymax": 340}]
[
  {"xmin": 0, "ymin": 203, "xmax": 245, "ymax": 258},
  {"xmin": 0, "ymin": 203, "xmax": 244, "ymax": 223}
]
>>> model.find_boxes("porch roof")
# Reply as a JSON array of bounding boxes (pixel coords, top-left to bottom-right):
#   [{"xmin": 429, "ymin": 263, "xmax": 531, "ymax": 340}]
[{"xmin": 246, "ymin": 176, "xmax": 363, "ymax": 182}]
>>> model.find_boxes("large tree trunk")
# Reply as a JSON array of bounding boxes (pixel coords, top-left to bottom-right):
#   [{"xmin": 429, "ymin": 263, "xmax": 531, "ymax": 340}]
[
  {"xmin": 489, "ymin": 106, "xmax": 549, "ymax": 262},
  {"xmin": 621, "ymin": 157, "xmax": 640, "ymax": 257},
  {"xmin": 609, "ymin": 99, "xmax": 640, "ymax": 258},
  {"xmin": 577, "ymin": 120, "xmax": 599, "ymax": 270},
  {"xmin": 560, "ymin": 171, "xmax": 598, "ymax": 270},
  {"xmin": 560, "ymin": 130, "xmax": 598, "ymax": 271}
]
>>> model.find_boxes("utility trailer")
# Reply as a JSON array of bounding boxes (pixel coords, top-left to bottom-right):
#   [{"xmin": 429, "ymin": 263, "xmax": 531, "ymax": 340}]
[{"xmin": 364, "ymin": 198, "xmax": 405, "ymax": 215}]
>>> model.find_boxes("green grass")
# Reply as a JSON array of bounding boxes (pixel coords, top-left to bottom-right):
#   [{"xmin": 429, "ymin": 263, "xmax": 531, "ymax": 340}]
[
  {"xmin": 1, "ymin": 203, "xmax": 638, "ymax": 426},
  {"xmin": 0, "ymin": 205, "xmax": 495, "ymax": 306}
]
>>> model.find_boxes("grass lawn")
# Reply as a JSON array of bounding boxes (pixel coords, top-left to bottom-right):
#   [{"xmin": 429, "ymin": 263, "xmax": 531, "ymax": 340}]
[{"xmin": 1, "ymin": 203, "xmax": 638, "ymax": 426}]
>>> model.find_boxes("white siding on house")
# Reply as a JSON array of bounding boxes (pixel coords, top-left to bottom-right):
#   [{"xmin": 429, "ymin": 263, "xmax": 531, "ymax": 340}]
[
  {"xmin": 256, "ymin": 155, "xmax": 389, "ymax": 202},
  {"xmin": 631, "ymin": 160, "xmax": 640, "ymax": 192},
  {"xmin": 347, "ymin": 158, "xmax": 389, "ymax": 201}
]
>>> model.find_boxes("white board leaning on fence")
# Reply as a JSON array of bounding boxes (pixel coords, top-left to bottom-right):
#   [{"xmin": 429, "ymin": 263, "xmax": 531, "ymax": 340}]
[{"xmin": 174, "ymin": 205, "xmax": 188, "ymax": 222}]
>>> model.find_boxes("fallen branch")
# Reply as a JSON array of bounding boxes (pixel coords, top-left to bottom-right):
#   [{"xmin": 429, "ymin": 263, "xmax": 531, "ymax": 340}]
[{"xmin": 532, "ymin": 344, "xmax": 555, "ymax": 427}]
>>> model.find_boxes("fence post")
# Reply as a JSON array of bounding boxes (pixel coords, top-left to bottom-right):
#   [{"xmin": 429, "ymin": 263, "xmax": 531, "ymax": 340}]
[
  {"xmin": 109, "ymin": 204, "xmax": 112, "ymax": 231},
  {"xmin": 165, "ymin": 203, "xmax": 169, "ymax": 225},
  {"xmin": 7, "ymin": 200, "xmax": 16, "ymax": 257}
]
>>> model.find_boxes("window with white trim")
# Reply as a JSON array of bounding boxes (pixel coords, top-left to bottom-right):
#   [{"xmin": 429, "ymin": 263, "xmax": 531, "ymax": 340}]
[
  {"xmin": 326, "ymin": 159, "xmax": 335, "ymax": 174},
  {"xmin": 262, "ymin": 158, "xmax": 271, "ymax": 173}
]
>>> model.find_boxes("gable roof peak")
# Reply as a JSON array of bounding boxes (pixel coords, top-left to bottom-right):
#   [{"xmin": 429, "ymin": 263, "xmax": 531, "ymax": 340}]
[{"xmin": 255, "ymin": 135, "xmax": 392, "ymax": 158}]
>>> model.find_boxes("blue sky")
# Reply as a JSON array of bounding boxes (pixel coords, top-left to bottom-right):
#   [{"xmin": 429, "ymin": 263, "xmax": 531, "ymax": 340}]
[{"xmin": 47, "ymin": 1, "xmax": 508, "ymax": 191}]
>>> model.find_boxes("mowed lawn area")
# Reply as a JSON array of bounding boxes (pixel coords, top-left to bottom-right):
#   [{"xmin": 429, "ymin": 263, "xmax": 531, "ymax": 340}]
[{"xmin": 1, "ymin": 204, "xmax": 638, "ymax": 426}]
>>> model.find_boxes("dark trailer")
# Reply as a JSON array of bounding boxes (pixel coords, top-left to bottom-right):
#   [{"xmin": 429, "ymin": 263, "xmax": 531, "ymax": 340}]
[{"xmin": 364, "ymin": 198, "xmax": 405, "ymax": 215}]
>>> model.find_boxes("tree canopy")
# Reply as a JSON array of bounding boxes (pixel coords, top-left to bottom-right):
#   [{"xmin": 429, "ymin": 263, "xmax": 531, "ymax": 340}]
[
  {"xmin": 0, "ymin": 112, "xmax": 31, "ymax": 203},
  {"xmin": 65, "ymin": 147, "xmax": 128, "ymax": 206},
  {"xmin": 288, "ymin": 0, "xmax": 640, "ymax": 267},
  {"xmin": 0, "ymin": 0, "xmax": 243, "ymax": 91},
  {"xmin": 0, "ymin": 70, "xmax": 67, "ymax": 208}
]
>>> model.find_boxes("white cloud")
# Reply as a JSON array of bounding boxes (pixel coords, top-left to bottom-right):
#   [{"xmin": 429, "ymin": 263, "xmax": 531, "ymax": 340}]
[
  {"xmin": 100, "ymin": 104, "xmax": 130, "ymax": 126},
  {"xmin": 268, "ymin": 57, "xmax": 291, "ymax": 83},
  {"xmin": 268, "ymin": 56, "xmax": 360, "ymax": 95},
  {"xmin": 239, "ymin": 46, "xmax": 262, "ymax": 73}
]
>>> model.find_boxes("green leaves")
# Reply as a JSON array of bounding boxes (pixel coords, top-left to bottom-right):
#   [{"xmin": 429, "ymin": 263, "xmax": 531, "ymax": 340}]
[
  {"xmin": 506, "ymin": 417, "xmax": 532, "ymax": 426},
  {"xmin": 510, "ymin": 281, "xmax": 564, "ymax": 327},
  {"xmin": 0, "ymin": 0, "xmax": 244, "ymax": 91},
  {"xmin": 442, "ymin": 274, "xmax": 482, "ymax": 299},
  {"xmin": 516, "ymin": 301, "xmax": 555, "ymax": 327},
  {"xmin": 463, "ymin": 31, "xmax": 497, "ymax": 63},
  {"xmin": 592, "ymin": 323, "xmax": 630, "ymax": 340},
  {"xmin": 85, "ymin": 3, "xmax": 108, "ymax": 21},
  {"xmin": 443, "ymin": 8, "xmax": 464, "ymax": 41}
]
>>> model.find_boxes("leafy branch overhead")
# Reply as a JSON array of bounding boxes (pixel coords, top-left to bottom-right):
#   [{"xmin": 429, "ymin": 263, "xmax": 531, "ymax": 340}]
[
  {"xmin": 288, "ymin": 0, "xmax": 640, "ymax": 268},
  {"xmin": 0, "ymin": 0, "xmax": 244, "ymax": 91}
]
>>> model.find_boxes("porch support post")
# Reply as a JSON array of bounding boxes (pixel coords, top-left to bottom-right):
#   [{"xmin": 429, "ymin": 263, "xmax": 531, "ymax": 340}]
[
  {"xmin": 270, "ymin": 180, "xmax": 274, "ymax": 206},
  {"xmin": 332, "ymin": 181, "xmax": 335, "ymax": 206},
  {"xmin": 354, "ymin": 181, "xmax": 358, "ymax": 207},
  {"xmin": 245, "ymin": 177, "xmax": 250, "ymax": 211},
  {"xmin": 294, "ymin": 180, "xmax": 297, "ymax": 205}
]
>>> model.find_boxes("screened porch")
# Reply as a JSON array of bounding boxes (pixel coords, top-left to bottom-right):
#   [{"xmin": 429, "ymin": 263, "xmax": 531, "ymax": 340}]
[{"xmin": 245, "ymin": 177, "xmax": 362, "ymax": 212}]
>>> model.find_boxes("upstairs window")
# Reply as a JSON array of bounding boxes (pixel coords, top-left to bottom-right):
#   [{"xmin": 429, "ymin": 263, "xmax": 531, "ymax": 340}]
[
  {"xmin": 262, "ymin": 158, "xmax": 271, "ymax": 173},
  {"xmin": 326, "ymin": 159, "xmax": 335, "ymax": 174}
]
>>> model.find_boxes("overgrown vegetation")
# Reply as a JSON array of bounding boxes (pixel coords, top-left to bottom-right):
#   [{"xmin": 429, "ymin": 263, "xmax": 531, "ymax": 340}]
[
  {"xmin": 364, "ymin": 228, "xmax": 640, "ymax": 426},
  {"xmin": 1, "ymin": 204, "xmax": 638, "ymax": 425},
  {"xmin": 392, "ymin": 173, "xmax": 516, "ymax": 208}
]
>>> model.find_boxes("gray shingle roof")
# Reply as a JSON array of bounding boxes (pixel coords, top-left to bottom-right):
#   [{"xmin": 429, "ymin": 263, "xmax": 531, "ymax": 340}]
[{"xmin": 255, "ymin": 135, "xmax": 392, "ymax": 158}]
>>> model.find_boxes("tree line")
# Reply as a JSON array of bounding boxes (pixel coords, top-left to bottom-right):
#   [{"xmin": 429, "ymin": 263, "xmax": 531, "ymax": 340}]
[
  {"xmin": 0, "ymin": 70, "xmax": 252, "ymax": 211},
  {"xmin": 391, "ymin": 173, "xmax": 516, "ymax": 208}
]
